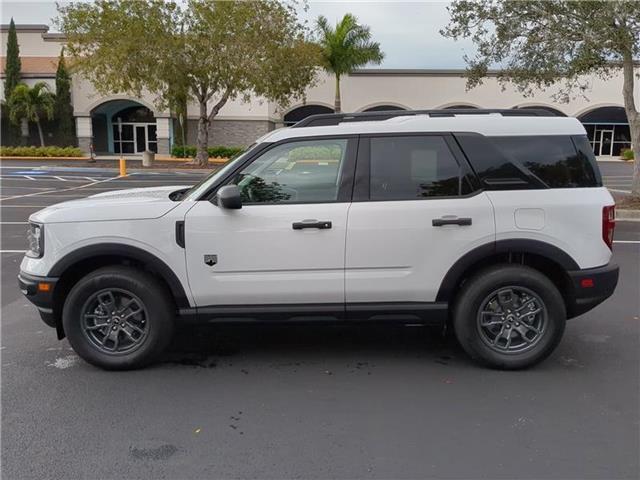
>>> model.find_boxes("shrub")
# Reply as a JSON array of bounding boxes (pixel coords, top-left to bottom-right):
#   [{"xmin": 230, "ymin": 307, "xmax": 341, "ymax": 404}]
[
  {"xmin": 621, "ymin": 148, "xmax": 634, "ymax": 161},
  {"xmin": 288, "ymin": 145, "xmax": 342, "ymax": 161},
  {"xmin": 0, "ymin": 145, "xmax": 84, "ymax": 157},
  {"xmin": 171, "ymin": 145, "xmax": 244, "ymax": 159}
]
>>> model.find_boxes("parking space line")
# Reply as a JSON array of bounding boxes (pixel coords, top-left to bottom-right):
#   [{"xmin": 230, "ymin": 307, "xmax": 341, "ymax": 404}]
[
  {"xmin": 0, "ymin": 175, "xmax": 120, "ymax": 202},
  {"xmin": 613, "ymin": 240, "xmax": 640, "ymax": 244}
]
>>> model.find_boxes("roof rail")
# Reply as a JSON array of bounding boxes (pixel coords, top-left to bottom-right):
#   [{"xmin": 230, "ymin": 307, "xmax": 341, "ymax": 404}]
[{"xmin": 291, "ymin": 108, "xmax": 560, "ymax": 128}]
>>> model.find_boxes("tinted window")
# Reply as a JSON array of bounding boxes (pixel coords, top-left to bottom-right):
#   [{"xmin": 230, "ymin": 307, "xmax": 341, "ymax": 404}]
[
  {"xmin": 369, "ymin": 136, "xmax": 462, "ymax": 200},
  {"xmin": 454, "ymin": 133, "xmax": 539, "ymax": 190},
  {"xmin": 227, "ymin": 139, "xmax": 348, "ymax": 204},
  {"xmin": 490, "ymin": 135, "xmax": 599, "ymax": 188}
]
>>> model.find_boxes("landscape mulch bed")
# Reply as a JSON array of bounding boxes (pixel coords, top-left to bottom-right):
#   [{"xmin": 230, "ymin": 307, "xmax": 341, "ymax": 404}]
[{"xmin": 616, "ymin": 195, "xmax": 640, "ymax": 210}]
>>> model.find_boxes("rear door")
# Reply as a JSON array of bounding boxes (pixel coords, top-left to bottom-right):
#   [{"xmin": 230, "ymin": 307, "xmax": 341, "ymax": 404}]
[{"xmin": 345, "ymin": 133, "xmax": 495, "ymax": 304}]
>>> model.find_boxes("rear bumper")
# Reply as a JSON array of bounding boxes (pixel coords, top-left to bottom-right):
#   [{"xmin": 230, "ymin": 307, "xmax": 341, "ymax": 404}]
[
  {"xmin": 566, "ymin": 263, "xmax": 619, "ymax": 318},
  {"xmin": 18, "ymin": 271, "xmax": 58, "ymax": 328}
]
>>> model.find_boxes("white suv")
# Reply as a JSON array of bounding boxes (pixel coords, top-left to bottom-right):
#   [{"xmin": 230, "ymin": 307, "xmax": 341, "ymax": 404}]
[{"xmin": 19, "ymin": 109, "xmax": 619, "ymax": 370}]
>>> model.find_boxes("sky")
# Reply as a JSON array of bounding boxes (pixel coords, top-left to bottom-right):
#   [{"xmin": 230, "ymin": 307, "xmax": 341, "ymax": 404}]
[{"xmin": 0, "ymin": 0, "xmax": 476, "ymax": 69}]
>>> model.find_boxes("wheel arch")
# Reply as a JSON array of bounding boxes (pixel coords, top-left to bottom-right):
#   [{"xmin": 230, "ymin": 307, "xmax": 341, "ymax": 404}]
[
  {"xmin": 437, "ymin": 239, "xmax": 578, "ymax": 306},
  {"xmin": 49, "ymin": 244, "xmax": 190, "ymax": 336}
]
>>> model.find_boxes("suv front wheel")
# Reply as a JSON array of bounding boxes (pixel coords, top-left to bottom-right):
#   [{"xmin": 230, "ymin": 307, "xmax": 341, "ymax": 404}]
[
  {"xmin": 62, "ymin": 266, "xmax": 174, "ymax": 370},
  {"xmin": 453, "ymin": 265, "xmax": 566, "ymax": 369}
]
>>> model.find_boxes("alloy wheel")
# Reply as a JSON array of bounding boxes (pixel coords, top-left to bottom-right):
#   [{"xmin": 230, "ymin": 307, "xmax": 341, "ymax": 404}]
[{"xmin": 81, "ymin": 288, "xmax": 149, "ymax": 355}]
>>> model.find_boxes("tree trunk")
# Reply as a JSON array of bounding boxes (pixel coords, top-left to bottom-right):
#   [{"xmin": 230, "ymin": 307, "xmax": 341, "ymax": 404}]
[
  {"xmin": 622, "ymin": 50, "xmax": 640, "ymax": 199},
  {"xmin": 20, "ymin": 118, "xmax": 29, "ymax": 146},
  {"xmin": 334, "ymin": 74, "xmax": 341, "ymax": 113},
  {"xmin": 36, "ymin": 120, "xmax": 44, "ymax": 147},
  {"xmin": 195, "ymin": 99, "xmax": 209, "ymax": 166},
  {"xmin": 35, "ymin": 119, "xmax": 45, "ymax": 147}
]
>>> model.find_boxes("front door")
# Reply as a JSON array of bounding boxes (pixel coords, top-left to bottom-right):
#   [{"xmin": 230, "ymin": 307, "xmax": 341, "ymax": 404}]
[
  {"xmin": 345, "ymin": 134, "xmax": 495, "ymax": 304},
  {"xmin": 599, "ymin": 130, "xmax": 614, "ymax": 156},
  {"xmin": 184, "ymin": 137, "xmax": 357, "ymax": 307}
]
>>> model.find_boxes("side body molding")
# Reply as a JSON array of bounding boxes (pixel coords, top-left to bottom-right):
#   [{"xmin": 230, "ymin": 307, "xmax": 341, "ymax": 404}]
[
  {"xmin": 436, "ymin": 239, "xmax": 580, "ymax": 302},
  {"xmin": 48, "ymin": 243, "xmax": 191, "ymax": 308}
]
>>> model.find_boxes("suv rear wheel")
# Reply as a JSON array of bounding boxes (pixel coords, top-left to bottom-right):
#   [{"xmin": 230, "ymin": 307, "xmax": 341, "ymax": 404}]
[
  {"xmin": 453, "ymin": 265, "xmax": 566, "ymax": 369},
  {"xmin": 62, "ymin": 266, "xmax": 174, "ymax": 370}
]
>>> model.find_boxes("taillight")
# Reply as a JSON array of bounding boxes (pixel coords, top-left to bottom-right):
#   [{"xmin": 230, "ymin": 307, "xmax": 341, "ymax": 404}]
[{"xmin": 602, "ymin": 205, "xmax": 615, "ymax": 250}]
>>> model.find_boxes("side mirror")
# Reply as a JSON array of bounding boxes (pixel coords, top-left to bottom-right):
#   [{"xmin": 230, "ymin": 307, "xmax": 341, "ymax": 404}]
[{"xmin": 216, "ymin": 185, "xmax": 242, "ymax": 209}]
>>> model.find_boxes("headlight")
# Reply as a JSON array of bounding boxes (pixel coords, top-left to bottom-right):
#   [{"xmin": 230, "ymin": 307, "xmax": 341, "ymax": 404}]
[{"xmin": 26, "ymin": 222, "xmax": 44, "ymax": 258}]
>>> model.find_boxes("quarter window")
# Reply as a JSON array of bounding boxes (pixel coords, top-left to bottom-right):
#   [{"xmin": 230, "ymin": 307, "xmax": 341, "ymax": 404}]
[
  {"xmin": 369, "ymin": 135, "xmax": 463, "ymax": 200},
  {"xmin": 227, "ymin": 139, "xmax": 348, "ymax": 204},
  {"xmin": 490, "ymin": 136, "xmax": 599, "ymax": 188}
]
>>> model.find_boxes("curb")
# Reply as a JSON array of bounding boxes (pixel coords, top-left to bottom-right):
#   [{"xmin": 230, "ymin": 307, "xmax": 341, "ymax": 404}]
[
  {"xmin": 0, "ymin": 156, "xmax": 229, "ymax": 164},
  {"xmin": 25, "ymin": 165, "xmax": 212, "ymax": 175},
  {"xmin": 0, "ymin": 156, "xmax": 91, "ymax": 161},
  {"xmin": 616, "ymin": 209, "xmax": 640, "ymax": 222}
]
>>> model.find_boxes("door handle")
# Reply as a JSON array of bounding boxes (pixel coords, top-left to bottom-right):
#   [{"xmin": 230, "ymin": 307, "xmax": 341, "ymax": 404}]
[
  {"xmin": 292, "ymin": 219, "xmax": 332, "ymax": 230},
  {"xmin": 432, "ymin": 217, "xmax": 472, "ymax": 227}
]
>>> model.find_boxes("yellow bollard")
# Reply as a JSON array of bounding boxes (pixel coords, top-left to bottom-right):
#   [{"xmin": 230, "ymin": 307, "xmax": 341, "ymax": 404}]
[{"xmin": 119, "ymin": 157, "xmax": 127, "ymax": 177}]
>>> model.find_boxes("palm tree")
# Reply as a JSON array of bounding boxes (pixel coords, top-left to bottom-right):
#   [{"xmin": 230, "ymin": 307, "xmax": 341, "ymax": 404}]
[
  {"xmin": 8, "ymin": 82, "xmax": 55, "ymax": 147},
  {"xmin": 316, "ymin": 14, "xmax": 384, "ymax": 113}
]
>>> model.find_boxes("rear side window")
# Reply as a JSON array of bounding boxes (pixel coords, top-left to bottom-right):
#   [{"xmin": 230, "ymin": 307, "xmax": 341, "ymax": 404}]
[
  {"xmin": 369, "ymin": 135, "xmax": 465, "ymax": 200},
  {"xmin": 490, "ymin": 135, "xmax": 600, "ymax": 188}
]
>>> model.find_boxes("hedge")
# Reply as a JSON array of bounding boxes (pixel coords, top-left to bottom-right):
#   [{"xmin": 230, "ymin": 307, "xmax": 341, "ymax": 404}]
[
  {"xmin": 0, "ymin": 146, "xmax": 84, "ymax": 157},
  {"xmin": 171, "ymin": 145, "xmax": 244, "ymax": 159},
  {"xmin": 621, "ymin": 148, "xmax": 634, "ymax": 161},
  {"xmin": 288, "ymin": 145, "xmax": 342, "ymax": 161}
]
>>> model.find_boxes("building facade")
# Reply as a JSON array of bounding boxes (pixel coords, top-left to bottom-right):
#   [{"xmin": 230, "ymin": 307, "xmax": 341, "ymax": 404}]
[{"xmin": 1, "ymin": 23, "xmax": 637, "ymax": 157}]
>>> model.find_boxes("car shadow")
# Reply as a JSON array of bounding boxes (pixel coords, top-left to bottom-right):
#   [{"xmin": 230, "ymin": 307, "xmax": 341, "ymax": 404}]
[{"xmin": 161, "ymin": 323, "xmax": 468, "ymax": 369}]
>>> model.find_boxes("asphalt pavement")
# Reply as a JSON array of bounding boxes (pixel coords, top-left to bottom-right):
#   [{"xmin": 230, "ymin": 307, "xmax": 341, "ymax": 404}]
[{"xmin": 1, "ymin": 161, "xmax": 638, "ymax": 479}]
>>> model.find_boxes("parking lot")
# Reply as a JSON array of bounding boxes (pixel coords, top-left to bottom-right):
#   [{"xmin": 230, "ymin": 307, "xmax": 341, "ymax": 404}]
[{"xmin": 1, "ymin": 161, "xmax": 639, "ymax": 479}]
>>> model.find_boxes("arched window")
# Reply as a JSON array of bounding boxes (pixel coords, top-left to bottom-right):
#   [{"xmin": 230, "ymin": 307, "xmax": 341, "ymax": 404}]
[
  {"xmin": 284, "ymin": 105, "xmax": 334, "ymax": 126},
  {"xmin": 113, "ymin": 106, "xmax": 155, "ymax": 123},
  {"xmin": 443, "ymin": 104, "xmax": 478, "ymax": 110},
  {"xmin": 577, "ymin": 107, "xmax": 629, "ymax": 157},
  {"xmin": 514, "ymin": 105, "xmax": 566, "ymax": 117},
  {"xmin": 362, "ymin": 105, "xmax": 406, "ymax": 112}
]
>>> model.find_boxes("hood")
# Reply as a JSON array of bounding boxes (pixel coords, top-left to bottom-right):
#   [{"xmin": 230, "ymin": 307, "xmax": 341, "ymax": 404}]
[{"xmin": 30, "ymin": 185, "xmax": 191, "ymax": 224}]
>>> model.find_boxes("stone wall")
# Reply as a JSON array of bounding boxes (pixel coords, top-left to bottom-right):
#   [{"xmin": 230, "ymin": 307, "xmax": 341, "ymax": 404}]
[{"xmin": 186, "ymin": 119, "xmax": 275, "ymax": 148}]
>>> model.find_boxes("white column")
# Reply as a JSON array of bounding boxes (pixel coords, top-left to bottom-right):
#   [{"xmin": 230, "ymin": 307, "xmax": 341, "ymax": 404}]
[
  {"xmin": 75, "ymin": 116, "xmax": 92, "ymax": 154},
  {"xmin": 156, "ymin": 117, "xmax": 171, "ymax": 155}
]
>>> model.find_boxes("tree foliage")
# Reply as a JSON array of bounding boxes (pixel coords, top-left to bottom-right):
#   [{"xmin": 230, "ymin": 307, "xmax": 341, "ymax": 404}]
[
  {"xmin": 8, "ymin": 82, "xmax": 55, "ymax": 147},
  {"xmin": 3, "ymin": 18, "xmax": 22, "ymax": 145},
  {"xmin": 57, "ymin": 0, "xmax": 320, "ymax": 165},
  {"xmin": 54, "ymin": 48, "xmax": 76, "ymax": 146},
  {"xmin": 442, "ymin": 0, "xmax": 640, "ymax": 197},
  {"xmin": 316, "ymin": 14, "xmax": 384, "ymax": 112},
  {"xmin": 4, "ymin": 18, "xmax": 21, "ymax": 101}
]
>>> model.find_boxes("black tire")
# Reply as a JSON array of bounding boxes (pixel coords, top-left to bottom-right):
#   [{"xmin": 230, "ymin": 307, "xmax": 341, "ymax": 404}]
[
  {"xmin": 62, "ymin": 266, "xmax": 174, "ymax": 370},
  {"xmin": 453, "ymin": 264, "xmax": 566, "ymax": 370}
]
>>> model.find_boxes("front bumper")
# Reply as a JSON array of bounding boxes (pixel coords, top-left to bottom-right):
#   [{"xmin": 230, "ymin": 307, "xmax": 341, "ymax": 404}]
[
  {"xmin": 566, "ymin": 263, "xmax": 619, "ymax": 318},
  {"xmin": 18, "ymin": 271, "xmax": 59, "ymax": 328}
]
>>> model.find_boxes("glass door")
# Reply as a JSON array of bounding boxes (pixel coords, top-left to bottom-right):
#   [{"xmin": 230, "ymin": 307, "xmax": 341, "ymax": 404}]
[{"xmin": 599, "ymin": 130, "xmax": 614, "ymax": 156}]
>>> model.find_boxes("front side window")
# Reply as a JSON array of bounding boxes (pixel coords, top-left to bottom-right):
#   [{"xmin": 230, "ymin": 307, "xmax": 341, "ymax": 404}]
[
  {"xmin": 369, "ymin": 135, "xmax": 463, "ymax": 200},
  {"xmin": 227, "ymin": 139, "xmax": 348, "ymax": 204}
]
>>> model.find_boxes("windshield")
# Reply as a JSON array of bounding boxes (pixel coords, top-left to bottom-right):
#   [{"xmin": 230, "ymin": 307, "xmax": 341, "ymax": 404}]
[{"xmin": 184, "ymin": 144, "xmax": 259, "ymax": 200}]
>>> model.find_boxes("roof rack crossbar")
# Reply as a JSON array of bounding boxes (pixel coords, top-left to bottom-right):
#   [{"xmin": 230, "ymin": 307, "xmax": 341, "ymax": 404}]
[{"xmin": 291, "ymin": 108, "xmax": 559, "ymax": 128}]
